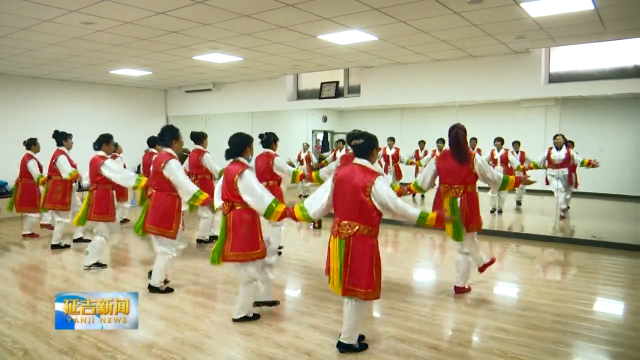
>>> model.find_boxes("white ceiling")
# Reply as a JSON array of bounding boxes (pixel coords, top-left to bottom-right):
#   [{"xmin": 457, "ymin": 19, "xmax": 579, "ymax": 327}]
[{"xmin": 0, "ymin": 0, "xmax": 638, "ymax": 90}]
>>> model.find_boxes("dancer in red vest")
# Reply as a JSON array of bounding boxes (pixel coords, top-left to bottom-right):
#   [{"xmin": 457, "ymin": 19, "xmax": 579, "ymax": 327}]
[
  {"xmin": 525, "ymin": 135, "xmax": 599, "ymax": 219},
  {"xmin": 211, "ymin": 132, "xmax": 295, "ymax": 322},
  {"xmin": 74, "ymin": 134, "xmax": 146, "ymax": 270},
  {"xmin": 139, "ymin": 135, "xmax": 161, "ymax": 206},
  {"xmin": 469, "ymin": 137, "xmax": 482, "ymax": 156},
  {"xmin": 7, "ymin": 138, "xmax": 47, "ymax": 237},
  {"xmin": 288, "ymin": 131, "xmax": 444, "ymax": 354},
  {"xmin": 483, "ymin": 136, "xmax": 519, "ymax": 214},
  {"xmin": 296, "ymin": 143, "xmax": 316, "ymax": 198},
  {"xmin": 511, "ymin": 140, "xmax": 534, "ymax": 207},
  {"xmin": 42, "ymin": 130, "xmax": 89, "ymax": 250},
  {"xmin": 406, "ymin": 124, "xmax": 534, "ymax": 294},
  {"xmin": 378, "ymin": 136, "xmax": 408, "ymax": 184},
  {"xmin": 184, "ymin": 131, "xmax": 222, "ymax": 245},
  {"xmin": 320, "ymin": 139, "xmax": 351, "ymax": 167},
  {"xmin": 423, "ymin": 138, "xmax": 446, "ymax": 166},
  {"xmin": 110, "ymin": 142, "xmax": 131, "ymax": 224},
  {"xmin": 253, "ymin": 132, "xmax": 305, "ymax": 305},
  {"xmin": 566, "ymin": 140, "xmax": 578, "ymax": 209},
  {"xmin": 411, "ymin": 140, "xmax": 429, "ymax": 200},
  {"xmin": 135, "ymin": 125, "xmax": 212, "ymax": 294}
]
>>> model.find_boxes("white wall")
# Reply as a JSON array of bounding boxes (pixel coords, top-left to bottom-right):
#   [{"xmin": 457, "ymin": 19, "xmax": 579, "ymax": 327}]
[
  {"xmin": 1, "ymin": 75, "xmax": 166, "ymax": 182},
  {"xmin": 167, "ymin": 49, "xmax": 640, "ymax": 116}
]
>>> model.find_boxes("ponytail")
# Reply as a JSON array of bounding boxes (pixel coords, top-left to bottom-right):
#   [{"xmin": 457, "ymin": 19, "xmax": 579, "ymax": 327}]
[{"xmin": 448, "ymin": 123, "xmax": 470, "ymax": 165}]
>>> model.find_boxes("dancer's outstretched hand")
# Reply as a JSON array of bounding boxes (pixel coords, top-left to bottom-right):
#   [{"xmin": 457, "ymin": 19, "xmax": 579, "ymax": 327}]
[
  {"xmin": 522, "ymin": 177, "xmax": 536, "ymax": 186},
  {"xmin": 592, "ymin": 160, "xmax": 600, "ymax": 168},
  {"xmin": 286, "ymin": 207, "xmax": 300, "ymax": 222}
]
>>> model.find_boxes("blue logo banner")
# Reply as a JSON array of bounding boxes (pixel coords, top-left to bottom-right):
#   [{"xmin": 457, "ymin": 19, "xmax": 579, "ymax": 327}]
[{"xmin": 55, "ymin": 292, "xmax": 139, "ymax": 330}]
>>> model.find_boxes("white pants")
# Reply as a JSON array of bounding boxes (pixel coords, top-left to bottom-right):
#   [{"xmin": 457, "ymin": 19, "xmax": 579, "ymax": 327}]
[
  {"xmin": 455, "ymin": 232, "xmax": 489, "ymax": 287},
  {"xmin": 50, "ymin": 191, "xmax": 85, "ymax": 245},
  {"xmin": 196, "ymin": 206, "xmax": 220, "ymax": 239},
  {"xmin": 22, "ymin": 213, "xmax": 40, "ymax": 234},
  {"xmin": 547, "ymin": 173, "xmax": 572, "ymax": 211},
  {"xmin": 84, "ymin": 222, "xmax": 115, "ymax": 266},
  {"xmin": 339, "ymin": 298, "xmax": 367, "ymax": 345},
  {"xmin": 515, "ymin": 171, "xmax": 526, "ymax": 201},
  {"xmin": 149, "ymin": 230, "xmax": 187, "ymax": 287},
  {"xmin": 116, "ymin": 201, "xmax": 130, "ymax": 221},
  {"xmin": 40, "ymin": 211, "xmax": 52, "ymax": 225},
  {"xmin": 233, "ymin": 260, "xmax": 270, "ymax": 319},
  {"xmin": 489, "ymin": 191, "xmax": 507, "ymax": 209}
]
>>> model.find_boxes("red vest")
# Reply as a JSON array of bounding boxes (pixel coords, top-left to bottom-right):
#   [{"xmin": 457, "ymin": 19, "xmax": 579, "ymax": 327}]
[
  {"xmin": 297, "ymin": 151, "xmax": 313, "ymax": 173},
  {"xmin": 143, "ymin": 151, "xmax": 182, "ymax": 239},
  {"xmin": 569, "ymin": 163, "xmax": 579, "ymax": 188},
  {"xmin": 47, "ymin": 148, "xmax": 77, "ymax": 177},
  {"xmin": 330, "ymin": 163, "xmax": 383, "ymax": 301},
  {"xmin": 110, "ymin": 153, "xmax": 129, "ymax": 202},
  {"xmin": 339, "ymin": 152, "xmax": 355, "ymax": 167},
  {"xmin": 86, "ymin": 155, "xmax": 116, "ymax": 222},
  {"xmin": 434, "ymin": 150, "xmax": 482, "ymax": 233},
  {"xmin": 413, "ymin": 149, "xmax": 428, "ymax": 176},
  {"xmin": 14, "ymin": 153, "xmax": 43, "ymax": 213},
  {"xmin": 470, "ymin": 147, "xmax": 482, "ymax": 156},
  {"xmin": 512, "ymin": 150, "xmax": 527, "ymax": 175},
  {"xmin": 489, "ymin": 148, "xmax": 514, "ymax": 176},
  {"xmin": 220, "ymin": 160, "xmax": 267, "ymax": 262},
  {"xmin": 255, "ymin": 151, "xmax": 284, "ymax": 203},
  {"xmin": 42, "ymin": 149, "xmax": 78, "ymax": 212},
  {"xmin": 546, "ymin": 147, "xmax": 572, "ymax": 169},
  {"xmin": 187, "ymin": 148, "xmax": 214, "ymax": 198},
  {"xmin": 141, "ymin": 150, "xmax": 156, "ymax": 177},
  {"xmin": 381, "ymin": 147, "xmax": 403, "ymax": 181}
]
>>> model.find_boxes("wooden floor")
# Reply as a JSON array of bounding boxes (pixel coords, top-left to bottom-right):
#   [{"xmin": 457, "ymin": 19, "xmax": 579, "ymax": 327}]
[{"xmin": 1, "ymin": 209, "xmax": 639, "ymax": 360}]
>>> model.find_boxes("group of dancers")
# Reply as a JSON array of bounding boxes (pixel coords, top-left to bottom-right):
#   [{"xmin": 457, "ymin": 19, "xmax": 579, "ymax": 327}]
[{"xmin": 6, "ymin": 123, "xmax": 599, "ymax": 354}]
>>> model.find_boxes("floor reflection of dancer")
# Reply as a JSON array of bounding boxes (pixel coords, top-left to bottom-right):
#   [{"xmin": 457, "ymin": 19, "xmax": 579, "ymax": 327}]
[
  {"xmin": 135, "ymin": 125, "xmax": 213, "ymax": 294},
  {"xmin": 289, "ymin": 131, "xmax": 443, "ymax": 354},
  {"xmin": 74, "ymin": 134, "xmax": 146, "ymax": 270},
  {"xmin": 296, "ymin": 142, "xmax": 316, "ymax": 198},
  {"xmin": 525, "ymin": 134, "xmax": 599, "ymax": 219},
  {"xmin": 185, "ymin": 131, "xmax": 222, "ymax": 245},
  {"xmin": 378, "ymin": 136, "xmax": 407, "ymax": 185},
  {"xmin": 210, "ymin": 132, "xmax": 293, "ymax": 322},
  {"xmin": 406, "ymin": 124, "xmax": 534, "ymax": 294},
  {"xmin": 254, "ymin": 132, "xmax": 305, "ymax": 305},
  {"xmin": 411, "ymin": 140, "xmax": 429, "ymax": 200},
  {"xmin": 511, "ymin": 140, "xmax": 534, "ymax": 208},
  {"xmin": 8, "ymin": 138, "xmax": 47, "ymax": 238},
  {"xmin": 42, "ymin": 130, "xmax": 90, "ymax": 250},
  {"xmin": 110, "ymin": 142, "xmax": 131, "ymax": 224},
  {"xmin": 484, "ymin": 136, "xmax": 519, "ymax": 215}
]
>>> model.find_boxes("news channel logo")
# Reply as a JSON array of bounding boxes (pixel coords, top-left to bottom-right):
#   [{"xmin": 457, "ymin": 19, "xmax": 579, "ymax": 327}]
[{"xmin": 55, "ymin": 292, "xmax": 139, "ymax": 330}]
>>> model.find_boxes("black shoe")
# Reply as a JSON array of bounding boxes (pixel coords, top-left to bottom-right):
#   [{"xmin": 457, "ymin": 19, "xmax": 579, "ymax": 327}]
[
  {"xmin": 490, "ymin": 208, "xmax": 497, "ymax": 214},
  {"xmin": 120, "ymin": 218, "xmax": 131, "ymax": 224},
  {"xmin": 232, "ymin": 313, "xmax": 260, "ymax": 322},
  {"xmin": 336, "ymin": 341, "xmax": 369, "ymax": 354},
  {"xmin": 148, "ymin": 284, "xmax": 174, "ymax": 294},
  {"xmin": 209, "ymin": 235, "xmax": 219, "ymax": 241},
  {"xmin": 339, "ymin": 334, "xmax": 366, "ymax": 343},
  {"xmin": 253, "ymin": 300, "xmax": 280, "ymax": 308},
  {"xmin": 278, "ymin": 246, "xmax": 284, "ymax": 250},
  {"xmin": 196, "ymin": 238, "xmax": 213, "ymax": 244},
  {"xmin": 73, "ymin": 237, "xmax": 91, "ymax": 243},
  {"xmin": 421, "ymin": 194, "xmax": 425, "ymax": 199},
  {"xmin": 84, "ymin": 262, "xmax": 107, "ymax": 270},
  {"xmin": 50, "ymin": 243, "xmax": 71, "ymax": 250},
  {"xmin": 516, "ymin": 200, "xmax": 522, "ymax": 207},
  {"xmin": 411, "ymin": 193, "xmax": 416, "ymax": 198},
  {"xmin": 497, "ymin": 209, "xmax": 503, "ymax": 215},
  {"xmin": 278, "ymin": 250, "xmax": 283, "ymax": 256},
  {"xmin": 148, "ymin": 270, "xmax": 170, "ymax": 285},
  {"xmin": 567, "ymin": 206, "xmax": 571, "ymax": 210}
]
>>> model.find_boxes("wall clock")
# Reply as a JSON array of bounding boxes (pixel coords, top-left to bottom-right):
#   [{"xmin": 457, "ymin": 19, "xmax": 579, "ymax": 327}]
[{"xmin": 319, "ymin": 81, "xmax": 339, "ymax": 99}]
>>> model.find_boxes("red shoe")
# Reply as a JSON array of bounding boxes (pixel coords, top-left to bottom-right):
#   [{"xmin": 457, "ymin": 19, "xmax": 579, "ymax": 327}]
[
  {"xmin": 22, "ymin": 233, "xmax": 40, "ymax": 238},
  {"xmin": 454, "ymin": 285, "xmax": 472, "ymax": 294},
  {"xmin": 40, "ymin": 224, "xmax": 54, "ymax": 231},
  {"xmin": 478, "ymin": 257, "xmax": 496, "ymax": 274}
]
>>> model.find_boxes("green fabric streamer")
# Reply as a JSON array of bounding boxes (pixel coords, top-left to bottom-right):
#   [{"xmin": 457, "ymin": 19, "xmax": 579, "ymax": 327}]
[
  {"xmin": 338, "ymin": 238, "xmax": 345, "ymax": 286},
  {"xmin": 134, "ymin": 200, "xmax": 149, "ymax": 237},
  {"xmin": 6, "ymin": 186, "xmax": 16, "ymax": 212},
  {"xmin": 209, "ymin": 214, "xmax": 227, "ymax": 265},
  {"xmin": 40, "ymin": 182, "xmax": 49, "ymax": 212},
  {"xmin": 73, "ymin": 193, "xmax": 90, "ymax": 227},
  {"xmin": 189, "ymin": 203, "xmax": 198, "ymax": 212},
  {"xmin": 218, "ymin": 168, "xmax": 224, "ymax": 180},
  {"xmin": 449, "ymin": 197, "xmax": 465, "ymax": 242},
  {"xmin": 415, "ymin": 211, "xmax": 428, "ymax": 227},
  {"xmin": 138, "ymin": 188, "xmax": 148, "ymax": 206}
]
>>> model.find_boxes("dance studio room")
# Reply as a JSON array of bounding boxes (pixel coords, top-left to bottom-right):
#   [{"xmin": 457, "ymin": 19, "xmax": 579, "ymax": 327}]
[{"xmin": 1, "ymin": 0, "xmax": 639, "ymax": 358}]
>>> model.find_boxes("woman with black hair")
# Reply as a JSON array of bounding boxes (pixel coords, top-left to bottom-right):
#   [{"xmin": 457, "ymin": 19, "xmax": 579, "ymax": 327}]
[
  {"xmin": 469, "ymin": 137, "xmax": 482, "ymax": 156},
  {"xmin": 7, "ymin": 138, "xmax": 47, "ymax": 238},
  {"xmin": 138, "ymin": 135, "xmax": 161, "ymax": 206},
  {"xmin": 320, "ymin": 139, "xmax": 351, "ymax": 167},
  {"xmin": 73, "ymin": 134, "xmax": 146, "ymax": 270},
  {"xmin": 42, "ymin": 130, "xmax": 89, "ymax": 250},
  {"xmin": 288, "ymin": 131, "xmax": 443, "ymax": 354},
  {"xmin": 184, "ymin": 131, "xmax": 223, "ymax": 245},
  {"xmin": 423, "ymin": 137, "xmax": 446, "ymax": 166},
  {"xmin": 254, "ymin": 131, "xmax": 305, "ymax": 301},
  {"xmin": 524, "ymin": 134, "xmax": 599, "ymax": 219},
  {"xmin": 406, "ymin": 124, "xmax": 534, "ymax": 294},
  {"xmin": 135, "ymin": 125, "xmax": 213, "ymax": 294},
  {"xmin": 296, "ymin": 142, "xmax": 317, "ymax": 198},
  {"xmin": 210, "ymin": 132, "xmax": 294, "ymax": 322},
  {"xmin": 110, "ymin": 142, "xmax": 131, "ymax": 224},
  {"xmin": 483, "ymin": 136, "xmax": 520, "ymax": 214}
]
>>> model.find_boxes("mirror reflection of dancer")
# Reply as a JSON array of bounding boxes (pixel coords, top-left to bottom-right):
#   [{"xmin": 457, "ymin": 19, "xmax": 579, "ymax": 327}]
[
  {"xmin": 469, "ymin": 137, "xmax": 482, "ymax": 155},
  {"xmin": 7, "ymin": 138, "xmax": 47, "ymax": 238},
  {"xmin": 74, "ymin": 134, "xmax": 146, "ymax": 270},
  {"xmin": 42, "ymin": 130, "xmax": 90, "ymax": 250},
  {"xmin": 135, "ymin": 125, "xmax": 213, "ymax": 294},
  {"xmin": 110, "ymin": 142, "xmax": 131, "ymax": 224},
  {"xmin": 211, "ymin": 132, "xmax": 294, "ymax": 322},
  {"xmin": 185, "ymin": 131, "xmax": 222, "ymax": 245},
  {"xmin": 511, "ymin": 140, "xmax": 534, "ymax": 208},
  {"xmin": 254, "ymin": 132, "xmax": 305, "ymax": 301},
  {"xmin": 296, "ymin": 142, "xmax": 316, "ymax": 198},
  {"xmin": 411, "ymin": 140, "xmax": 429, "ymax": 200},
  {"xmin": 406, "ymin": 124, "xmax": 535, "ymax": 294},
  {"xmin": 378, "ymin": 136, "xmax": 408, "ymax": 185},
  {"xmin": 288, "ymin": 131, "xmax": 444, "ymax": 354},
  {"xmin": 138, "ymin": 136, "xmax": 161, "ymax": 206},
  {"xmin": 484, "ymin": 136, "xmax": 519, "ymax": 215},
  {"xmin": 320, "ymin": 139, "xmax": 350, "ymax": 167},
  {"xmin": 523, "ymin": 135, "xmax": 599, "ymax": 219}
]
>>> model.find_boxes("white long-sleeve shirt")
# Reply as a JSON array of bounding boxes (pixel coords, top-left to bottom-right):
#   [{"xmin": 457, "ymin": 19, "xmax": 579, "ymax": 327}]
[
  {"xmin": 183, "ymin": 145, "xmax": 222, "ymax": 179},
  {"xmin": 532, "ymin": 146, "xmax": 589, "ymax": 177},
  {"xmin": 111, "ymin": 153, "xmax": 126, "ymax": 168},
  {"xmin": 317, "ymin": 156, "xmax": 391, "ymax": 184},
  {"xmin": 214, "ymin": 157, "xmax": 283, "ymax": 216},
  {"xmin": 93, "ymin": 151, "xmax": 140, "ymax": 188},
  {"xmin": 24, "ymin": 151, "xmax": 43, "ymax": 182},
  {"xmin": 300, "ymin": 158, "xmax": 424, "ymax": 222},
  {"xmin": 483, "ymin": 147, "xmax": 520, "ymax": 175},
  {"xmin": 297, "ymin": 150, "xmax": 317, "ymax": 168},
  {"xmin": 422, "ymin": 149, "xmax": 443, "ymax": 166},
  {"xmin": 378, "ymin": 146, "xmax": 407, "ymax": 164},
  {"xmin": 261, "ymin": 149, "xmax": 300, "ymax": 180},
  {"xmin": 54, "ymin": 147, "xmax": 78, "ymax": 179},
  {"xmin": 159, "ymin": 148, "xmax": 203, "ymax": 203}
]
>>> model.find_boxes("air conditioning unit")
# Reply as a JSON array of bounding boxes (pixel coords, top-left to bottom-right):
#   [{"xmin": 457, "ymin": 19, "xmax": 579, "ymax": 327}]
[{"xmin": 182, "ymin": 83, "xmax": 217, "ymax": 94}]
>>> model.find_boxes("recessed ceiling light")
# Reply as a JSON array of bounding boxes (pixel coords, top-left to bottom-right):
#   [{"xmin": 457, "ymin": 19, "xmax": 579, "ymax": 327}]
[
  {"xmin": 520, "ymin": 0, "xmax": 595, "ymax": 17},
  {"xmin": 79, "ymin": 21, "xmax": 96, "ymax": 26},
  {"xmin": 514, "ymin": 34, "xmax": 527, "ymax": 40},
  {"xmin": 317, "ymin": 30, "xmax": 378, "ymax": 45},
  {"xmin": 109, "ymin": 69, "xmax": 152, "ymax": 76},
  {"xmin": 193, "ymin": 53, "xmax": 243, "ymax": 63}
]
